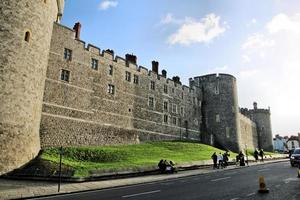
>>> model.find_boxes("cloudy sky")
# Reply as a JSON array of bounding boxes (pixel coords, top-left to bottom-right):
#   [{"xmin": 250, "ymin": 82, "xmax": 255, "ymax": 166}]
[{"xmin": 62, "ymin": 0, "xmax": 300, "ymax": 137}]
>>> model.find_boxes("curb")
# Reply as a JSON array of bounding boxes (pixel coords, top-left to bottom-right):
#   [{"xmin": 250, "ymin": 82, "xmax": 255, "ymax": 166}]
[
  {"xmin": 3, "ymin": 158, "xmax": 288, "ymax": 183},
  {"xmin": 9, "ymin": 158, "xmax": 289, "ymax": 200}
]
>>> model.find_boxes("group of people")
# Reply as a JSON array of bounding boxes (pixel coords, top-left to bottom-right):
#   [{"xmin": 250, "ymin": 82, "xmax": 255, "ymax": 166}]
[
  {"xmin": 254, "ymin": 148, "xmax": 265, "ymax": 162},
  {"xmin": 157, "ymin": 159, "xmax": 177, "ymax": 173},
  {"xmin": 211, "ymin": 151, "xmax": 230, "ymax": 169}
]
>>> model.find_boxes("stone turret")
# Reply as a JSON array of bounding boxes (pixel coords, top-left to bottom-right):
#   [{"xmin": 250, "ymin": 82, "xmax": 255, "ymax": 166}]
[
  {"xmin": 250, "ymin": 103, "xmax": 273, "ymax": 151},
  {"xmin": 191, "ymin": 74, "xmax": 241, "ymax": 152},
  {"xmin": 0, "ymin": 0, "xmax": 65, "ymax": 175}
]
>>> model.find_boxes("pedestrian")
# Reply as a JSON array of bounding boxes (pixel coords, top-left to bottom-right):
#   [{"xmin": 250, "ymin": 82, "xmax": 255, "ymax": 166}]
[
  {"xmin": 223, "ymin": 151, "xmax": 230, "ymax": 167},
  {"xmin": 218, "ymin": 152, "xmax": 224, "ymax": 169},
  {"xmin": 158, "ymin": 159, "xmax": 165, "ymax": 173},
  {"xmin": 211, "ymin": 152, "xmax": 218, "ymax": 169},
  {"xmin": 254, "ymin": 149, "xmax": 259, "ymax": 162},
  {"xmin": 239, "ymin": 151, "xmax": 245, "ymax": 166},
  {"xmin": 259, "ymin": 149, "xmax": 264, "ymax": 162}
]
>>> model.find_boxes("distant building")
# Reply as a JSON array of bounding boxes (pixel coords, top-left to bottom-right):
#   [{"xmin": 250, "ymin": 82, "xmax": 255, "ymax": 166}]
[
  {"xmin": 273, "ymin": 134, "xmax": 287, "ymax": 152},
  {"xmin": 286, "ymin": 135, "xmax": 300, "ymax": 150}
]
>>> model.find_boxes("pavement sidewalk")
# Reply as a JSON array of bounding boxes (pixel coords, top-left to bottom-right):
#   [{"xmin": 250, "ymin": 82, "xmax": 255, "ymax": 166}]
[{"xmin": 0, "ymin": 157, "xmax": 289, "ymax": 200}]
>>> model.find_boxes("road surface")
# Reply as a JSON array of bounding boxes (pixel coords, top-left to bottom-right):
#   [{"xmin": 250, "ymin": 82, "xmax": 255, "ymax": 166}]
[{"xmin": 33, "ymin": 161, "xmax": 300, "ymax": 200}]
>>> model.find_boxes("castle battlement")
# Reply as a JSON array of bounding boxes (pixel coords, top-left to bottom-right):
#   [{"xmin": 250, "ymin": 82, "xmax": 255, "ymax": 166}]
[{"xmin": 0, "ymin": 2, "xmax": 274, "ymax": 175}]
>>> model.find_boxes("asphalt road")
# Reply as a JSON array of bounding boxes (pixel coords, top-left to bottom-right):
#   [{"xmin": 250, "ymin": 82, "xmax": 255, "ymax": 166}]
[{"xmin": 34, "ymin": 161, "xmax": 300, "ymax": 200}]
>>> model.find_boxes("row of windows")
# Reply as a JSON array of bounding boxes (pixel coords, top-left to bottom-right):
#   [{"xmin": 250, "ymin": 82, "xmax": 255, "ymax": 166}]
[
  {"xmin": 163, "ymin": 115, "xmax": 180, "ymax": 126},
  {"xmin": 63, "ymin": 48, "xmax": 198, "ymax": 101},
  {"xmin": 60, "ymin": 69, "xmax": 193, "ymax": 114}
]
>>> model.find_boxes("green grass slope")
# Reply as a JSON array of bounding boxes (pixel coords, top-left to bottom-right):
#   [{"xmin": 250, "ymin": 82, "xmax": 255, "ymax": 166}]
[{"xmin": 41, "ymin": 141, "xmax": 235, "ymax": 177}]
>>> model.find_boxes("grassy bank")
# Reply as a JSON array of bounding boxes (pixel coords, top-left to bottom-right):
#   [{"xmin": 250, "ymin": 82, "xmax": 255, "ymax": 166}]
[{"xmin": 41, "ymin": 141, "xmax": 233, "ymax": 177}]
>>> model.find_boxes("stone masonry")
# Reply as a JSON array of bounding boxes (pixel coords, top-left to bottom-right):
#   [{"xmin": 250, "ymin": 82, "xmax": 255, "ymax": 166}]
[{"xmin": 0, "ymin": 1, "xmax": 273, "ymax": 175}]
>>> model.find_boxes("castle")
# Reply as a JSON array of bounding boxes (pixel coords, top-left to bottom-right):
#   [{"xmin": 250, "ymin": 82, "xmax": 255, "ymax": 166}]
[{"xmin": 0, "ymin": 0, "xmax": 273, "ymax": 175}]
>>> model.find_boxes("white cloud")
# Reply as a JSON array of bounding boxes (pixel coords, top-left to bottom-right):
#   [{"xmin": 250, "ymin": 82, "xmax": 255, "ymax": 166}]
[
  {"xmin": 238, "ymin": 12, "xmax": 300, "ymax": 135},
  {"xmin": 167, "ymin": 13, "xmax": 227, "ymax": 45},
  {"xmin": 242, "ymin": 33, "xmax": 275, "ymax": 50},
  {"xmin": 251, "ymin": 18, "xmax": 257, "ymax": 24},
  {"xmin": 98, "ymin": 0, "xmax": 118, "ymax": 10},
  {"xmin": 266, "ymin": 13, "xmax": 300, "ymax": 34}
]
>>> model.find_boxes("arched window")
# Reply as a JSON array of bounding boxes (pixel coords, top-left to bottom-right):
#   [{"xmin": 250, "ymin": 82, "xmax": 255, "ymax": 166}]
[{"xmin": 24, "ymin": 31, "xmax": 30, "ymax": 42}]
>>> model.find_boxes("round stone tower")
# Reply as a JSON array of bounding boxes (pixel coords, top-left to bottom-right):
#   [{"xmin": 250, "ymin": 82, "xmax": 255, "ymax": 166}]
[
  {"xmin": 192, "ymin": 74, "xmax": 241, "ymax": 152},
  {"xmin": 0, "ymin": 0, "xmax": 64, "ymax": 175}
]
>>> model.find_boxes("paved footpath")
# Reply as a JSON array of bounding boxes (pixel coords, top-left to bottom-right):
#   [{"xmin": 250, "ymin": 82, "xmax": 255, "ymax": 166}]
[{"xmin": 0, "ymin": 159, "xmax": 288, "ymax": 200}]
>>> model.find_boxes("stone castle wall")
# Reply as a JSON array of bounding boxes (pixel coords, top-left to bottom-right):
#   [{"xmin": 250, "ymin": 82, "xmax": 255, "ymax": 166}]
[
  {"xmin": 40, "ymin": 23, "xmax": 201, "ymax": 147},
  {"xmin": 0, "ymin": 0, "xmax": 62, "ymax": 175},
  {"xmin": 238, "ymin": 113, "xmax": 258, "ymax": 150},
  {"xmin": 190, "ymin": 74, "xmax": 241, "ymax": 152}
]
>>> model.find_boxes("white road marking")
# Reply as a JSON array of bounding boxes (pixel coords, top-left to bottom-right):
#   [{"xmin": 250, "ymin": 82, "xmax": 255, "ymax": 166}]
[
  {"xmin": 230, "ymin": 198, "xmax": 240, "ymax": 200},
  {"xmin": 258, "ymin": 168, "xmax": 270, "ymax": 172},
  {"xmin": 122, "ymin": 190, "xmax": 161, "ymax": 198},
  {"xmin": 246, "ymin": 192, "xmax": 255, "ymax": 197},
  {"xmin": 275, "ymin": 184, "xmax": 281, "ymax": 188},
  {"xmin": 211, "ymin": 177, "xmax": 231, "ymax": 182},
  {"xmin": 284, "ymin": 178, "xmax": 298, "ymax": 184}
]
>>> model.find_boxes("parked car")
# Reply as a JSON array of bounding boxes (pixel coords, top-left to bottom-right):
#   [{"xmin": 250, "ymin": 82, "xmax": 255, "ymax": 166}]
[{"xmin": 290, "ymin": 148, "xmax": 300, "ymax": 167}]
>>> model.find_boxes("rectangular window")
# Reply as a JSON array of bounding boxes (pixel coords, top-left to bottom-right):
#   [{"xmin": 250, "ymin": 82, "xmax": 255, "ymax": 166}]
[
  {"xmin": 172, "ymin": 104, "xmax": 177, "ymax": 113},
  {"xmin": 91, "ymin": 58, "xmax": 98, "ymax": 70},
  {"xmin": 172, "ymin": 88, "xmax": 175, "ymax": 93},
  {"xmin": 109, "ymin": 65, "xmax": 113, "ymax": 76},
  {"xmin": 163, "ymin": 85, "xmax": 168, "ymax": 94},
  {"xmin": 163, "ymin": 114, "xmax": 168, "ymax": 124},
  {"xmin": 180, "ymin": 107, "xmax": 184, "ymax": 116},
  {"xmin": 163, "ymin": 101, "xmax": 168, "ymax": 112},
  {"xmin": 216, "ymin": 114, "xmax": 220, "ymax": 122},
  {"xmin": 64, "ymin": 48, "xmax": 72, "ymax": 61},
  {"xmin": 133, "ymin": 74, "xmax": 139, "ymax": 84},
  {"xmin": 60, "ymin": 69, "xmax": 70, "ymax": 82},
  {"xmin": 215, "ymin": 83, "xmax": 219, "ymax": 94},
  {"xmin": 125, "ymin": 71, "xmax": 131, "ymax": 82},
  {"xmin": 181, "ymin": 92, "xmax": 184, "ymax": 99},
  {"xmin": 172, "ymin": 117, "xmax": 177, "ymax": 125},
  {"xmin": 150, "ymin": 81, "xmax": 155, "ymax": 90},
  {"xmin": 149, "ymin": 97, "xmax": 154, "ymax": 108},
  {"xmin": 107, "ymin": 84, "xmax": 115, "ymax": 94}
]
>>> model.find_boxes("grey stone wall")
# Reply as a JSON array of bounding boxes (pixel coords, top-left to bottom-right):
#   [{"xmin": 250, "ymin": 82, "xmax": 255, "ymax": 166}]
[
  {"xmin": 0, "ymin": 0, "xmax": 63, "ymax": 175},
  {"xmin": 238, "ymin": 113, "xmax": 258, "ymax": 150},
  {"xmin": 190, "ymin": 74, "xmax": 241, "ymax": 152},
  {"xmin": 40, "ymin": 23, "xmax": 201, "ymax": 148},
  {"xmin": 240, "ymin": 106, "xmax": 273, "ymax": 151}
]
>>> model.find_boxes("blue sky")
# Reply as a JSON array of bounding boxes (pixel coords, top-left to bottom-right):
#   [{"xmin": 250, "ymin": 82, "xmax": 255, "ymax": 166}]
[{"xmin": 61, "ymin": 0, "xmax": 300, "ymax": 136}]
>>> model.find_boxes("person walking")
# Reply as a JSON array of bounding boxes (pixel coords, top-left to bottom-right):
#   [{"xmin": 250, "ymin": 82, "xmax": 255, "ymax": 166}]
[
  {"xmin": 218, "ymin": 152, "xmax": 224, "ymax": 169},
  {"xmin": 259, "ymin": 149, "xmax": 264, "ymax": 162},
  {"xmin": 211, "ymin": 152, "xmax": 218, "ymax": 169},
  {"xmin": 223, "ymin": 151, "xmax": 230, "ymax": 167},
  {"xmin": 254, "ymin": 149, "xmax": 259, "ymax": 162},
  {"xmin": 239, "ymin": 151, "xmax": 245, "ymax": 166}
]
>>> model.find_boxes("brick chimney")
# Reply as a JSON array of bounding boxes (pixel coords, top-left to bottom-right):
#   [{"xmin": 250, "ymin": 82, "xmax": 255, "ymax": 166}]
[
  {"xmin": 162, "ymin": 70, "xmax": 167, "ymax": 78},
  {"xmin": 73, "ymin": 22, "xmax": 81, "ymax": 40},
  {"xmin": 172, "ymin": 76, "xmax": 181, "ymax": 84},
  {"xmin": 125, "ymin": 54, "xmax": 137, "ymax": 64},
  {"xmin": 152, "ymin": 61, "xmax": 159, "ymax": 74}
]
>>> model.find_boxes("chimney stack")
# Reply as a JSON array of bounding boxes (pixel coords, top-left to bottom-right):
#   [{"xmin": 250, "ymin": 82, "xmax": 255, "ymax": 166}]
[
  {"xmin": 162, "ymin": 70, "xmax": 167, "ymax": 78},
  {"xmin": 73, "ymin": 22, "xmax": 81, "ymax": 40},
  {"xmin": 172, "ymin": 76, "xmax": 181, "ymax": 84},
  {"xmin": 125, "ymin": 54, "xmax": 137, "ymax": 64},
  {"xmin": 152, "ymin": 61, "xmax": 159, "ymax": 74},
  {"xmin": 253, "ymin": 102, "xmax": 258, "ymax": 110}
]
